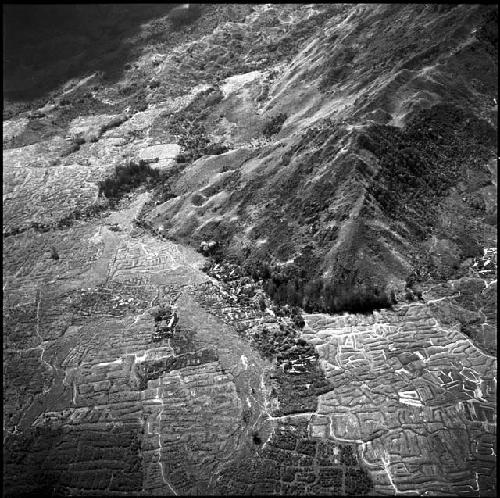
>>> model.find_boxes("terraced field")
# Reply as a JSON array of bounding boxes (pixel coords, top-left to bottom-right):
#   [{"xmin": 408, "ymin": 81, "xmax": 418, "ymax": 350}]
[{"xmin": 3, "ymin": 3, "xmax": 497, "ymax": 496}]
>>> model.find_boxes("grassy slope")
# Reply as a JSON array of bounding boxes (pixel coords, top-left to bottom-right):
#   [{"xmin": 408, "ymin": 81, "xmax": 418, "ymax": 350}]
[
  {"xmin": 142, "ymin": 4, "xmax": 497, "ymax": 295},
  {"xmin": 4, "ymin": 3, "xmax": 497, "ymax": 329}
]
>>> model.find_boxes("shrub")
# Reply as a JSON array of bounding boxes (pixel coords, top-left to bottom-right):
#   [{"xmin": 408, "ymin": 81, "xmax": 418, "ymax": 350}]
[
  {"xmin": 242, "ymin": 408, "xmax": 251, "ymax": 424},
  {"xmin": 165, "ymin": 86, "xmax": 228, "ymax": 164},
  {"xmin": 292, "ymin": 314, "xmax": 305, "ymax": 328},
  {"xmin": 263, "ymin": 113, "xmax": 288, "ymax": 138},
  {"xmin": 153, "ymin": 305, "xmax": 172, "ymax": 322},
  {"xmin": 459, "ymin": 234, "xmax": 483, "ymax": 259},
  {"xmin": 256, "ymin": 83, "xmax": 270, "ymax": 103},
  {"xmin": 50, "ymin": 246, "xmax": 59, "ymax": 260},
  {"xmin": 97, "ymin": 159, "xmax": 161, "ymax": 201},
  {"xmin": 134, "ymin": 102, "xmax": 148, "ymax": 113},
  {"xmin": 204, "ymin": 143, "xmax": 228, "ymax": 155},
  {"xmin": 252, "ymin": 432, "xmax": 262, "ymax": 445},
  {"xmin": 175, "ymin": 153, "xmax": 191, "ymax": 163},
  {"xmin": 319, "ymin": 47, "xmax": 356, "ymax": 91}
]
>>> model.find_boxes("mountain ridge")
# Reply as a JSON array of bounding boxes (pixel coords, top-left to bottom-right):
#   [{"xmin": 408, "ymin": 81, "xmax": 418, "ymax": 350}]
[{"xmin": 3, "ymin": 3, "xmax": 497, "ymax": 496}]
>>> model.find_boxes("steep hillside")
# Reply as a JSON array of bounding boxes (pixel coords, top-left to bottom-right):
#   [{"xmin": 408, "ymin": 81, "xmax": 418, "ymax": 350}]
[
  {"xmin": 162, "ymin": 6, "xmax": 495, "ymax": 266},
  {"xmin": 3, "ymin": 4, "xmax": 497, "ymax": 497},
  {"xmin": 140, "ymin": 3, "xmax": 497, "ymax": 340}
]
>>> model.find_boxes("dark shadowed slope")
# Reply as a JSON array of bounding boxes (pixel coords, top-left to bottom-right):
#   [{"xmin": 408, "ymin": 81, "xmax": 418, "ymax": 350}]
[{"xmin": 3, "ymin": 4, "xmax": 200, "ymax": 103}]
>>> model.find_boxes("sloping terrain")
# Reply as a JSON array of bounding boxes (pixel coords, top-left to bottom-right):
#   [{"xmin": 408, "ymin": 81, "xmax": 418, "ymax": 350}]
[
  {"xmin": 143, "ymin": 4, "xmax": 497, "ymax": 300},
  {"xmin": 3, "ymin": 4, "xmax": 497, "ymax": 496}
]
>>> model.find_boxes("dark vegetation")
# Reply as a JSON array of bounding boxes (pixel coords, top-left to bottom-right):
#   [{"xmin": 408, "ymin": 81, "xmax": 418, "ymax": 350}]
[
  {"xmin": 363, "ymin": 104, "xmax": 496, "ymax": 241},
  {"xmin": 235, "ymin": 240, "xmax": 395, "ymax": 315},
  {"xmin": 217, "ymin": 420, "xmax": 373, "ymax": 495},
  {"xmin": 152, "ymin": 305, "xmax": 175, "ymax": 323},
  {"xmin": 199, "ymin": 263, "xmax": 332, "ymax": 417},
  {"xmin": 476, "ymin": 7, "xmax": 498, "ymax": 55},
  {"xmin": 97, "ymin": 159, "xmax": 161, "ymax": 201},
  {"xmin": 252, "ymin": 432, "xmax": 262, "ymax": 446},
  {"xmin": 319, "ymin": 46, "xmax": 357, "ymax": 92},
  {"xmin": 3, "ymin": 201, "xmax": 110, "ymax": 238},
  {"xmin": 404, "ymin": 271, "xmax": 424, "ymax": 301},
  {"xmin": 263, "ymin": 113, "xmax": 288, "ymax": 138},
  {"xmin": 165, "ymin": 86, "xmax": 229, "ymax": 163},
  {"xmin": 205, "ymin": 244, "xmax": 395, "ymax": 317},
  {"xmin": 50, "ymin": 247, "xmax": 59, "ymax": 261},
  {"xmin": 55, "ymin": 203, "xmax": 109, "ymax": 229},
  {"xmin": 197, "ymin": 152, "xmax": 397, "ymax": 315},
  {"xmin": 250, "ymin": 260, "xmax": 395, "ymax": 314}
]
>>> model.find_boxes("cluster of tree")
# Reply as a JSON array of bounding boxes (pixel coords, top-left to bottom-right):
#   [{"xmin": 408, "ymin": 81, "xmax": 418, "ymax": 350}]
[
  {"xmin": 404, "ymin": 271, "xmax": 424, "ymax": 301},
  {"xmin": 175, "ymin": 140, "xmax": 228, "ymax": 163},
  {"xmin": 97, "ymin": 159, "xmax": 160, "ymax": 200},
  {"xmin": 263, "ymin": 275, "xmax": 395, "ymax": 314},
  {"xmin": 242, "ymin": 257, "xmax": 395, "ymax": 314},
  {"xmin": 3, "ymin": 200, "xmax": 109, "ymax": 238},
  {"xmin": 363, "ymin": 103, "xmax": 494, "ymax": 241},
  {"xmin": 56, "ymin": 202, "xmax": 107, "ymax": 228},
  {"xmin": 169, "ymin": 86, "xmax": 228, "ymax": 163}
]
